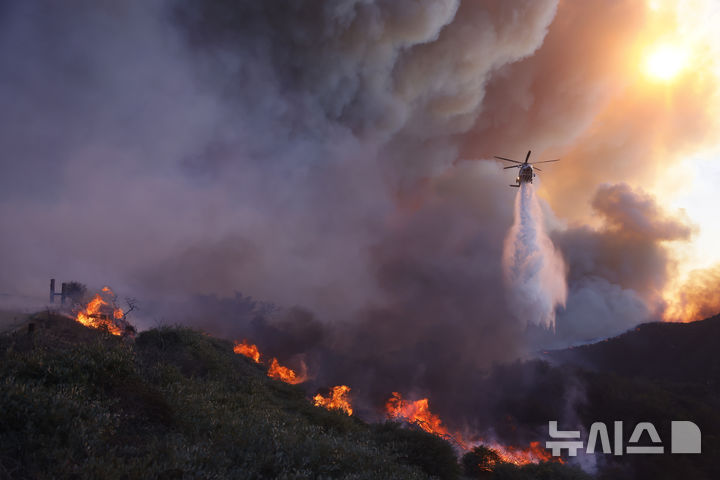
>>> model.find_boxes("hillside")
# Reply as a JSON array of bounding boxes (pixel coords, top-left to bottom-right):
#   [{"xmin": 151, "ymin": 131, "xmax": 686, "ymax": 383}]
[
  {"xmin": 542, "ymin": 315, "xmax": 720, "ymax": 480},
  {"xmin": 546, "ymin": 314, "xmax": 720, "ymax": 386},
  {"xmin": 0, "ymin": 313, "xmax": 589, "ymax": 480},
  {"xmin": 3, "ymin": 312, "xmax": 718, "ymax": 479}
]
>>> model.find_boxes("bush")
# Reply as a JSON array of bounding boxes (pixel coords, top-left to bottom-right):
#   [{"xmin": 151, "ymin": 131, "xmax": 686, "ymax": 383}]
[
  {"xmin": 462, "ymin": 445, "xmax": 502, "ymax": 478},
  {"xmin": 372, "ymin": 421, "xmax": 461, "ymax": 480}
]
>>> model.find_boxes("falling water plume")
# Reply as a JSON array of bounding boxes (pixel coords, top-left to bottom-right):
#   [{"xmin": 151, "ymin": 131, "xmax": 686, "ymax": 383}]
[{"xmin": 502, "ymin": 183, "xmax": 567, "ymax": 329}]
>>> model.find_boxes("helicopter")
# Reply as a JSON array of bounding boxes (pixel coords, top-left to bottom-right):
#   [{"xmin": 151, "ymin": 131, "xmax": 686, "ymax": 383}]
[{"xmin": 494, "ymin": 150, "xmax": 560, "ymax": 187}]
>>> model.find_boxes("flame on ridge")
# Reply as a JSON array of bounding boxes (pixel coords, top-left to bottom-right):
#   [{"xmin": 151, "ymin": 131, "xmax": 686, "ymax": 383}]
[
  {"xmin": 267, "ymin": 358, "xmax": 307, "ymax": 384},
  {"xmin": 385, "ymin": 391, "xmax": 561, "ymax": 468},
  {"xmin": 313, "ymin": 385, "xmax": 353, "ymax": 415},
  {"xmin": 232, "ymin": 339, "xmax": 307, "ymax": 384},
  {"xmin": 233, "ymin": 340, "xmax": 261, "ymax": 363},
  {"xmin": 231, "ymin": 341, "xmax": 561, "ymax": 468}
]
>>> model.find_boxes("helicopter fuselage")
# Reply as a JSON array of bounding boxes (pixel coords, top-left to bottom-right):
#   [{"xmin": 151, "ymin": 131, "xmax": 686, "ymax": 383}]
[
  {"xmin": 509, "ymin": 164, "xmax": 535, "ymax": 187},
  {"xmin": 516, "ymin": 164, "xmax": 534, "ymax": 185}
]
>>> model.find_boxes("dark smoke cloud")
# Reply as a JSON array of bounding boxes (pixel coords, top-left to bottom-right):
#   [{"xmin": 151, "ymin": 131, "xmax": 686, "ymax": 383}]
[{"xmin": 157, "ymin": 162, "xmax": 527, "ymax": 414}]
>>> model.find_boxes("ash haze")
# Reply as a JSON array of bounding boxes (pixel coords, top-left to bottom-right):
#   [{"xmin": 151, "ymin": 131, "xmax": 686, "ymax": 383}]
[{"xmin": 1, "ymin": 0, "xmax": 720, "ymax": 420}]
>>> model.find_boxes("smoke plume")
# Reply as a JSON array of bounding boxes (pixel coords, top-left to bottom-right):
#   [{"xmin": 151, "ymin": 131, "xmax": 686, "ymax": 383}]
[
  {"xmin": 502, "ymin": 183, "xmax": 567, "ymax": 329},
  {"xmin": 551, "ymin": 183, "xmax": 695, "ymax": 343}
]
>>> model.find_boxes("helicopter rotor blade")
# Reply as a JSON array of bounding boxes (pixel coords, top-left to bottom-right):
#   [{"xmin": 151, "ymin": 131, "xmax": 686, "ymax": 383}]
[
  {"xmin": 530, "ymin": 159, "xmax": 560, "ymax": 164},
  {"xmin": 503, "ymin": 165, "xmax": 521, "ymax": 169},
  {"xmin": 525, "ymin": 150, "xmax": 532, "ymax": 163},
  {"xmin": 534, "ymin": 167, "xmax": 542, "ymax": 172},
  {"xmin": 494, "ymin": 156, "xmax": 523, "ymax": 164}
]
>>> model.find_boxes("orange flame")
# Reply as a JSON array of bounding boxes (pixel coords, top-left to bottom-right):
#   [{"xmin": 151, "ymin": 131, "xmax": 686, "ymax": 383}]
[
  {"xmin": 485, "ymin": 441, "xmax": 560, "ymax": 466},
  {"xmin": 267, "ymin": 358, "xmax": 307, "ymax": 384},
  {"xmin": 74, "ymin": 287, "xmax": 124, "ymax": 336},
  {"xmin": 313, "ymin": 385, "xmax": 353, "ymax": 415},
  {"xmin": 385, "ymin": 392, "xmax": 451, "ymax": 438},
  {"xmin": 230, "ymin": 339, "xmax": 308, "ymax": 384},
  {"xmin": 233, "ymin": 340, "xmax": 261, "ymax": 363},
  {"xmin": 386, "ymin": 392, "xmax": 559, "ymax": 466}
]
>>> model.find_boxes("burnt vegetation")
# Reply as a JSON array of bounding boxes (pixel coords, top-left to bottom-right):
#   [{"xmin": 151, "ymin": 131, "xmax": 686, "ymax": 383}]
[{"xmin": 1, "ymin": 313, "xmax": 718, "ymax": 479}]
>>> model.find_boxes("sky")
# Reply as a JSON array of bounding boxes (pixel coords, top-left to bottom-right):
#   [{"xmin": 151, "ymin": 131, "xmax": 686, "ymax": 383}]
[{"xmin": 1, "ymin": 0, "xmax": 720, "ymax": 370}]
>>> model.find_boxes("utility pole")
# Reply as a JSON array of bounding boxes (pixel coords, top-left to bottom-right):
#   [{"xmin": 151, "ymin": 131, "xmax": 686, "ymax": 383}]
[{"xmin": 49, "ymin": 278, "xmax": 67, "ymax": 305}]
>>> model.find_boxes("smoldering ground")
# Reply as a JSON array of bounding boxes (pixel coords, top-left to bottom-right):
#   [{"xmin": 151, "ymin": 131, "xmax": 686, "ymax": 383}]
[{"xmin": 0, "ymin": 0, "xmax": 713, "ymax": 445}]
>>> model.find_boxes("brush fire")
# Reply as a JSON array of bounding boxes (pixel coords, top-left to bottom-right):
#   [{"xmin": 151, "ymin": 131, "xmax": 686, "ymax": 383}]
[
  {"xmin": 487, "ymin": 441, "xmax": 557, "ymax": 466},
  {"xmin": 73, "ymin": 287, "xmax": 128, "ymax": 336},
  {"xmin": 232, "ymin": 339, "xmax": 559, "ymax": 467},
  {"xmin": 267, "ymin": 358, "xmax": 307, "ymax": 384},
  {"xmin": 386, "ymin": 391, "xmax": 559, "ymax": 467},
  {"xmin": 233, "ymin": 339, "xmax": 307, "ymax": 384},
  {"xmin": 313, "ymin": 385, "xmax": 353, "ymax": 416},
  {"xmin": 233, "ymin": 340, "xmax": 260, "ymax": 363},
  {"xmin": 386, "ymin": 392, "xmax": 453, "ymax": 439}
]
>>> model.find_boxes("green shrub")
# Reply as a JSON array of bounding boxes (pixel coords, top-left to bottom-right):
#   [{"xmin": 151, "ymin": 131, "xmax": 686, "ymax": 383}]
[{"xmin": 371, "ymin": 421, "xmax": 461, "ymax": 480}]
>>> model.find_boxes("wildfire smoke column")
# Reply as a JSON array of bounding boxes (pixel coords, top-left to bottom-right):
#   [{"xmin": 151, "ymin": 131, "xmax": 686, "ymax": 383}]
[{"xmin": 502, "ymin": 183, "xmax": 567, "ymax": 329}]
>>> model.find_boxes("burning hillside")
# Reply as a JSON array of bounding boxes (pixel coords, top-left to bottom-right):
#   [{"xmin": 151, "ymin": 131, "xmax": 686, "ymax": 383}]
[
  {"xmin": 385, "ymin": 391, "xmax": 559, "ymax": 467},
  {"xmin": 2, "ymin": 320, "xmax": 471, "ymax": 478},
  {"xmin": 228, "ymin": 335, "xmax": 565, "ymax": 469},
  {"xmin": 9, "ymin": 309, "xmax": 717, "ymax": 478},
  {"xmin": 228, "ymin": 338, "xmax": 562, "ymax": 467}
]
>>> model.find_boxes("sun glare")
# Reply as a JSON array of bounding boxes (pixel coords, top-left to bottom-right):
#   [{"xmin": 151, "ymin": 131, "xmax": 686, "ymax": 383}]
[{"xmin": 644, "ymin": 44, "xmax": 688, "ymax": 81}]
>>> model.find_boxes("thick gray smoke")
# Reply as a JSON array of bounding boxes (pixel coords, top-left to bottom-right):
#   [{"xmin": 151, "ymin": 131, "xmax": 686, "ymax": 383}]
[{"xmin": 503, "ymin": 183, "xmax": 567, "ymax": 329}]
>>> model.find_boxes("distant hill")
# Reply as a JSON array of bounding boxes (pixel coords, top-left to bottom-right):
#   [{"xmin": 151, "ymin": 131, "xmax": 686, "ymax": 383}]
[
  {"xmin": 541, "ymin": 315, "xmax": 720, "ymax": 480},
  {"xmin": 546, "ymin": 314, "xmax": 720, "ymax": 386}
]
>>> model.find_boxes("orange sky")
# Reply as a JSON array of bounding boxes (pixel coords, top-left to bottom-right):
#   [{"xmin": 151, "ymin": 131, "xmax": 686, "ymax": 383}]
[{"xmin": 460, "ymin": 0, "xmax": 720, "ymax": 322}]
